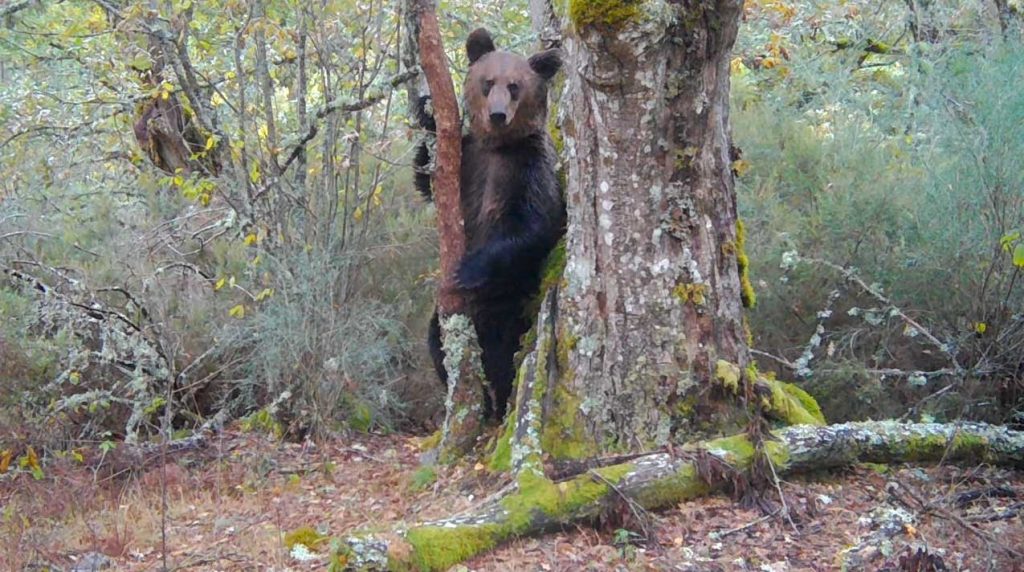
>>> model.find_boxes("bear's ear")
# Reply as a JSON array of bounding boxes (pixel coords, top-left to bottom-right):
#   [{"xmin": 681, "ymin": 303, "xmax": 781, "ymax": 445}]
[
  {"xmin": 528, "ymin": 49, "xmax": 562, "ymax": 81},
  {"xmin": 466, "ymin": 28, "xmax": 496, "ymax": 65}
]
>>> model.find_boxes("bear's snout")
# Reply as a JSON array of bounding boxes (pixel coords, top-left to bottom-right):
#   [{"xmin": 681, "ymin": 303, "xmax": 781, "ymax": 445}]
[{"xmin": 489, "ymin": 112, "xmax": 507, "ymax": 126}]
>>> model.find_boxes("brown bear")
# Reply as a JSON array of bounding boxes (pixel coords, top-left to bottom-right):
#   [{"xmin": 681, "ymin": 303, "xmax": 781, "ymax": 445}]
[{"xmin": 415, "ymin": 28, "xmax": 565, "ymax": 419}]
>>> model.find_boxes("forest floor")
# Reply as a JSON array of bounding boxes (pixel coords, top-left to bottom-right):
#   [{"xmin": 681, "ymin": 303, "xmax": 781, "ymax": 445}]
[{"xmin": 3, "ymin": 428, "xmax": 1023, "ymax": 571}]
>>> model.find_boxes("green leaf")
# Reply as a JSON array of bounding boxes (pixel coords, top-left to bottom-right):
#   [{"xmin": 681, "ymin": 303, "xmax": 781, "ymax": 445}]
[
  {"xmin": 130, "ymin": 56, "xmax": 152, "ymax": 71},
  {"xmin": 1013, "ymin": 244, "xmax": 1024, "ymax": 268},
  {"xmin": 1000, "ymin": 231, "xmax": 1020, "ymax": 252}
]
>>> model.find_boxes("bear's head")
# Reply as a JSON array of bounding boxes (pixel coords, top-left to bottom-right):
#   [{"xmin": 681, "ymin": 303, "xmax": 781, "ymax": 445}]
[{"xmin": 463, "ymin": 28, "xmax": 562, "ymax": 143}]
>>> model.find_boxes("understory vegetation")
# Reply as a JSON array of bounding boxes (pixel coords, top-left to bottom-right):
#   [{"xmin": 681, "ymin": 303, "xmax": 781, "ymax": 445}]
[{"xmin": 1, "ymin": 0, "xmax": 1022, "ymax": 465}]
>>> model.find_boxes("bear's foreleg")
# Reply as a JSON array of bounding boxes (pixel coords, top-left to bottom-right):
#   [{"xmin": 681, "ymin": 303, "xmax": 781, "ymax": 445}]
[{"xmin": 456, "ymin": 209, "xmax": 558, "ymax": 291}]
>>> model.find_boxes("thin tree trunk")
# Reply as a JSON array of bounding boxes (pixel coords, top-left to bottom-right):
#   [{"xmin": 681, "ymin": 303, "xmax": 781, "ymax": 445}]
[{"xmin": 411, "ymin": 0, "xmax": 486, "ymax": 458}]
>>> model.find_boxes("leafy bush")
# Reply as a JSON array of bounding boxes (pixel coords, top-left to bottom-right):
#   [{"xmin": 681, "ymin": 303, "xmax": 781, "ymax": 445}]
[{"xmin": 735, "ymin": 10, "xmax": 1024, "ymax": 424}]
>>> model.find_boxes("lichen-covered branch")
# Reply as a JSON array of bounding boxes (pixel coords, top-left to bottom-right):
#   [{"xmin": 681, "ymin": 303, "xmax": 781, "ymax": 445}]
[{"xmin": 337, "ymin": 422, "xmax": 1024, "ymax": 571}]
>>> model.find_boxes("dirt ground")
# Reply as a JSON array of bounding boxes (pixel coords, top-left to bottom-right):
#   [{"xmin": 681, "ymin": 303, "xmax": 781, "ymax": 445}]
[{"xmin": 2, "ymin": 428, "xmax": 1022, "ymax": 571}]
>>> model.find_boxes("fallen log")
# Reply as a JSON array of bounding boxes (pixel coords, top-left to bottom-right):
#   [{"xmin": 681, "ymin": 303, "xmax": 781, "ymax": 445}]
[{"xmin": 336, "ymin": 421, "xmax": 1024, "ymax": 571}]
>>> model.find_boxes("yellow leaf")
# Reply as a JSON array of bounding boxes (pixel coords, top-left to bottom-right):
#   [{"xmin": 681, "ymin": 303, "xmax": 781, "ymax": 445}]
[
  {"xmin": 214, "ymin": 277, "xmax": 226, "ymax": 291},
  {"xmin": 226, "ymin": 70, "xmax": 237, "ymax": 80},
  {"xmin": 205, "ymin": 135, "xmax": 217, "ymax": 150},
  {"xmin": 244, "ymin": 233, "xmax": 258, "ymax": 246},
  {"xmin": 71, "ymin": 449, "xmax": 84, "ymax": 464},
  {"xmin": 21, "ymin": 446, "xmax": 40, "ymax": 472},
  {"xmin": 975, "ymin": 322, "xmax": 987, "ymax": 334},
  {"xmin": 255, "ymin": 288, "xmax": 274, "ymax": 302},
  {"xmin": 0, "ymin": 450, "xmax": 11, "ymax": 474},
  {"xmin": 228, "ymin": 304, "xmax": 245, "ymax": 318},
  {"xmin": 161, "ymin": 91, "xmax": 170, "ymax": 100},
  {"xmin": 257, "ymin": 125, "xmax": 269, "ymax": 141},
  {"xmin": 353, "ymin": 206, "xmax": 364, "ymax": 222},
  {"xmin": 731, "ymin": 159, "xmax": 751, "ymax": 177},
  {"xmin": 730, "ymin": 57, "xmax": 748, "ymax": 76}
]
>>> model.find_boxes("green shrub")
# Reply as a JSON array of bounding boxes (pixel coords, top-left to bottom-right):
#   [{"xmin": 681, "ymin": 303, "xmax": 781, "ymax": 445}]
[{"xmin": 735, "ymin": 32, "xmax": 1024, "ymax": 423}]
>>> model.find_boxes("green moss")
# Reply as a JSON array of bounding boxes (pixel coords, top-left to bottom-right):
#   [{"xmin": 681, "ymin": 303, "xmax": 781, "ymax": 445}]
[
  {"xmin": 541, "ymin": 331, "xmax": 593, "ymax": 461},
  {"xmin": 633, "ymin": 463, "xmax": 712, "ymax": 508},
  {"xmin": 751, "ymin": 367, "xmax": 825, "ymax": 426},
  {"xmin": 541, "ymin": 385, "xmax": 595, "ymax": 460},
  {"xmin": 489, "ymin": 414, "xmax": 516, "ymax": 471},
  {"xmin": 284, "ymin": 525, "xmax": 327, "ymax": 550},
  {"xmin": 569, "ymin": 0, "xmax": 641, "ymax": 30},
  {"xmin": 406, "ymin": 464, "xmax": 632, "ymax": 570},
  {"xmin": 704, "ymin": 433, "xmax": 757, "ymax": 460},
  {"xmin": 735, "ymin": 219, "xmax": 756, "ymax": 309},
  {"xmin": 524, "ymin": 239, "xmax": 567, "ymax": 325},
  {"xmin": 409, "ymin": 466, "xmax": 437, "ymax": 491},
  {"xmin": 899, "ymin": 433, "xmax": 991, "ymax": 462},
  {"xmin": 675, "ymin": 395, "xmax": 697, "ymax": 417},
  {"xmin": 715, "ymin": 360, "xmax": 741, "ymax": 394},
  {"xmin": 776, "ymin": 381, "xmax": 826, "ymax": 425},
  {"xmin": 743, "ymin": 316, "xmax": 754, "ymax": 346},
  {"xmin": 860, "ymin": 462, "xmax": 890, "ymax": 474},
  {"xmin": 760, "ymin": 378, "xmax": 825, "ymax": 426},
  {"xmin": 418, "ymin": 430, "xmax": 442, "ymax": 452},
  {"xmin": 673, "ymin": 282, "xmax": 708, "ymax": 306},
  {"xmin": 406, "ymin": 523, "xmax": 502, "ymax": 571},
  {"xmin": 505, "ymin": 464, "xmax": 632, "ymax": 529},
  {"xmin": 343, "ymin": 396, "xmax": 373, "ymax": 432},
  {"xmin": 239, "ymin": 408, "xmax": 283, "ymax": 439},
  {"xmin": 638, "ymin": 431, "xmax": 791, "ymax": 509}
]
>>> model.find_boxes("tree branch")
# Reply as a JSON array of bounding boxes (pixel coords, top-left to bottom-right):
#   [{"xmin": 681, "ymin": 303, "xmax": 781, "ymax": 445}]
[{"xmin": 279, "ymin": 70, "xmax": 417, "ymax": 174}]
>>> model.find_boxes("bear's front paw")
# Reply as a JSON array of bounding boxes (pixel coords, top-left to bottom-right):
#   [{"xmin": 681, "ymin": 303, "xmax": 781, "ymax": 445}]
[{"xmin": 456, "ymin": 253, "xmax": 492, "ymax": 290}]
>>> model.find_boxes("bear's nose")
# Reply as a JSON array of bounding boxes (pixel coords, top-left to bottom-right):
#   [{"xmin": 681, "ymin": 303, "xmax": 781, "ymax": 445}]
[{"xmin": 489, "ymin": 112, "xmax": 507, "ymax": 126}]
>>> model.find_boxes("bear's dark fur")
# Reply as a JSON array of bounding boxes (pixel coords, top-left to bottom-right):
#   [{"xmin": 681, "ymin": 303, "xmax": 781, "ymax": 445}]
[{"xmin": 416, "ymin": 28, "xmax": 565, "ymax": 419}]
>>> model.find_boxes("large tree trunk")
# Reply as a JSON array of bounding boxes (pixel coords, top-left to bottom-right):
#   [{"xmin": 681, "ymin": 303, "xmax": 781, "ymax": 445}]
[
  {"xmin": 554, "ymin": 0, "xmax": 751, "ymax": 452},
  {"xmin": 499, "ymin": 0, "xmax": 802, "ymax": 470}
]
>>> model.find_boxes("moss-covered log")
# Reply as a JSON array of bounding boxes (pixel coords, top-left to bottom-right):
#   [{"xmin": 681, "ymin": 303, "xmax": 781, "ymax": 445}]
[{"xmin": 337, "ymin": 422, "xmax": 1024, "ymax": 570}]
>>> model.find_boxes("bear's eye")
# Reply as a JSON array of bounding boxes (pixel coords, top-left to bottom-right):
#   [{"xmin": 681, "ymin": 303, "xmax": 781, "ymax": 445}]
[
  {"xmin": 483, "ymin": 79, "xmax": 494, "ymax": 96},
  {"xmin": 508, "ymin": 83, "xmax": 520, "ymax": 100}
]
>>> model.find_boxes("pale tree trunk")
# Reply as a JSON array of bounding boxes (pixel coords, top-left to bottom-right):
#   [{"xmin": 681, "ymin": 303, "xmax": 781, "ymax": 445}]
[
  {"xmin": 500, "ymin": 0, "xmax": 814, "ymax": 471},
  {"xmin": 553, "ymin": 0, "xmax": 751, "ymax": 452}
]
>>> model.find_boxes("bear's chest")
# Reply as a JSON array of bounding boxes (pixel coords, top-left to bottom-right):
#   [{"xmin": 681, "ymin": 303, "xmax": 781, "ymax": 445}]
[{"xmin": 461, "ymin": 141, "xmax": 535, "ymax": 242}]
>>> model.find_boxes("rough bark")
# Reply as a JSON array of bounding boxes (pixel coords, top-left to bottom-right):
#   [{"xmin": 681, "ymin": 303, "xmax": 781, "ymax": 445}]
[
  {"xmin": 545, "ymin": 0, "xmax": 757, "ymax": 456},
  {"xmin": 528, "ymin": 0, "xmax": 562, "ymax": 50},
  {"xmin": 412, "ymin": 0, "xmax": 486, "ymax": 458},
  {"xmin": 338, "ymin": 422, "xmax": 1024, "ymax": 571}
]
